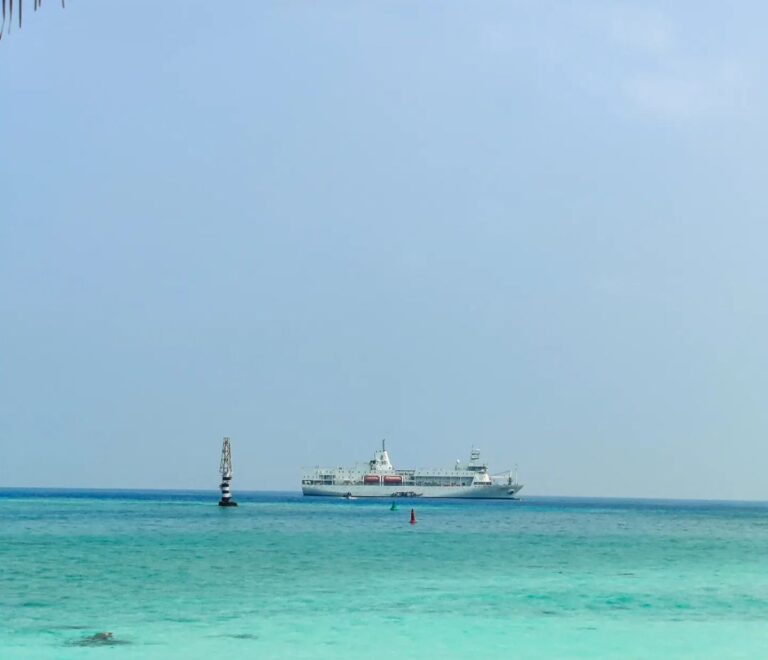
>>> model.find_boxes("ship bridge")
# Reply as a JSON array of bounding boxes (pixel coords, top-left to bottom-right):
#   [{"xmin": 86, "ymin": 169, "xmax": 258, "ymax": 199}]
[
  {"xmin": 456, "ymin": 447, "xmax": 489, "ymax": 472},
  {"xmin": 453, "ymin": 447, "xmax": 492, "ymax": 484}
]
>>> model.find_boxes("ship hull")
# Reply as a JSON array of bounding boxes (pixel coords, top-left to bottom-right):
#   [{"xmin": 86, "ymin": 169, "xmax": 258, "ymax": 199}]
[{"xmin": 302, "ymin": 483, "xmax": 523, "ymax": 499}]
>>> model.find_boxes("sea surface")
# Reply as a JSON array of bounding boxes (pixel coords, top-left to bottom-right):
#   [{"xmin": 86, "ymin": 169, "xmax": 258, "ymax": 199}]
[{"xmin": 2, "ymin": 490, "xmax": 768, "ymax": 658}]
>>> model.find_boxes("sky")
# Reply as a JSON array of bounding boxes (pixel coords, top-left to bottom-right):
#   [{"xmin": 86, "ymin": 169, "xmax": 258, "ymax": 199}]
[{"xmin": 1, "ymin": 1, "xmax": 768, "ymax": 498}]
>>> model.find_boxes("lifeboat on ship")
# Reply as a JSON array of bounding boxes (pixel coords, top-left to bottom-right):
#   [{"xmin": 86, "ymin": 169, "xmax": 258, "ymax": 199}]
[
  {"xmin": 363, "ymin": 475, "xmax": 381, "ymax": 485},
  {"xmin": 383, "ymin": 475, "xmax": 403, "ymax": 485}
]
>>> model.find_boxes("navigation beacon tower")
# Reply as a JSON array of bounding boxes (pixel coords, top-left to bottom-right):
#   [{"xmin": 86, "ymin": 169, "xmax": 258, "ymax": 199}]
[{"xmin": 218, "ymin": 436, "xmax": 238, "ymax": 507}]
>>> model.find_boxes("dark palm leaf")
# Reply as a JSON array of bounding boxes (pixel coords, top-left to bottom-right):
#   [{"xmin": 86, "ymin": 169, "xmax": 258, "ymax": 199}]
[{"xmin": 1, "ymin": 0, "xmax": 65, "ymax": 40}]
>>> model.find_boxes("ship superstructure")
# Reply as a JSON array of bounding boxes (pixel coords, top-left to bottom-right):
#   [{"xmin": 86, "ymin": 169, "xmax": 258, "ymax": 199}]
[{"xmin": 302, "ymin": 441, "xmax": 522, "ymax": 499}]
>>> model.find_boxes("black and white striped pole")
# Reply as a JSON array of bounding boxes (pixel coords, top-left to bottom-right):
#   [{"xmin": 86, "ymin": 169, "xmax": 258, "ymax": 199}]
[{"xmin": 218, "ymin": 436, "xmax": 238, "ymax": 507}]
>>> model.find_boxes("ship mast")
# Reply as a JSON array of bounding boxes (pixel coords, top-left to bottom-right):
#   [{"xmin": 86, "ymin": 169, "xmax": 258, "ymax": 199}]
[{"xmin": 218, "ymin": 436, "xmax": 238, "ymax": 507}]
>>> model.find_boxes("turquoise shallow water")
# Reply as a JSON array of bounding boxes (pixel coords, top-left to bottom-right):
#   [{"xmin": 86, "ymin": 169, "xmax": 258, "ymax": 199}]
[{"xmin": 2, "ymin": 490, "xmax": 768, "ymax": 658}]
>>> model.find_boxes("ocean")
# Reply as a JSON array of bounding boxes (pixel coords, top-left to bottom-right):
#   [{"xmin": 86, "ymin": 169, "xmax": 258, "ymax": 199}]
[{"xmin": 1, "ymin": 490, "xmax": 767, "ymax": 658}]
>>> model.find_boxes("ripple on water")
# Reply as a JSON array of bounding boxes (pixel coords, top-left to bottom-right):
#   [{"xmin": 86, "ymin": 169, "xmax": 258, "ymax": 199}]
[{"xmin": 4, "ymin": 492, "xmax": 768, "ymax": 658}]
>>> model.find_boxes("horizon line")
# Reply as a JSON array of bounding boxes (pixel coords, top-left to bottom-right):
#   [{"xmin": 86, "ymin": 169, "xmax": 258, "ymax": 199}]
[{"xmin": 1, "ymin": 486, "xmax": 767, "ymax": 505}]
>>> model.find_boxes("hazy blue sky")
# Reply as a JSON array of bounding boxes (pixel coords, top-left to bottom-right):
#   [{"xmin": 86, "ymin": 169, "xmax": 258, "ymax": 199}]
[{"xmin": 2, "ymin": 2, "xmax": 767, "ymax": 498}]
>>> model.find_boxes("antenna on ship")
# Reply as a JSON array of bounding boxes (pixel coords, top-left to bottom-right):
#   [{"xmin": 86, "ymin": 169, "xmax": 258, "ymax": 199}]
[{"xmin": 218, "ymin": 437, "xmax": 238, "ymax": 507}]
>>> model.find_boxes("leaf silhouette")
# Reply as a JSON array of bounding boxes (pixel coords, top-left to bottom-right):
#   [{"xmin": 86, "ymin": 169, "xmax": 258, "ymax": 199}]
[{"xmin": 0, "ymin": 0, "xmax": 65, "ymax": 40}]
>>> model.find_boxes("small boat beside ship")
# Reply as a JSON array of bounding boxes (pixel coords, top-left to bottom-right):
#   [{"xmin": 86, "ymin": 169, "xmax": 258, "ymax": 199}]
[{"xmin": 302, "ymin": 441, "xmax": 522, "ymax": 499}]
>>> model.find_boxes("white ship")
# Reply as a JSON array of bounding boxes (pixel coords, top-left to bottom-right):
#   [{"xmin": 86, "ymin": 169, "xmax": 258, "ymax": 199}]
[{"xmin": 302, "ymin": 441, "xmax": 523, "ymax": 499}]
